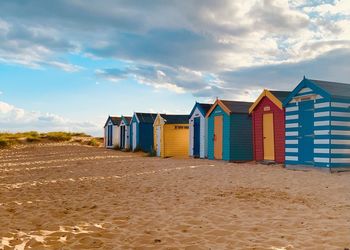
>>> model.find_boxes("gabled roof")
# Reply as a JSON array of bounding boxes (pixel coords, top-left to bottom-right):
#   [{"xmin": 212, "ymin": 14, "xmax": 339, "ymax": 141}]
[
  {"xmin": 270, "ymin": 91, "xmax": 292, "ymax": 102},
  {"xmin": 104, "ymin": 116, "xmax": 121, "ymax": 128},
  {"xmin": 134, "ymin": 112, "xmax": 158, "ymax": 124},
  {"xmin": 283, "ymin": 77, "xmax": 350, "ymax": 105},
  {"xmin": 189, "ymin": 102, "xmax": 212, "ymax": 117},
  {"xmin": 206, "ymin": 99, "xmax": 253, "ymax": 117},
  {"xmin": 309, "ymin": 79, "xmax": 350, "ymax": 99},
  {"xmin": 249, "ymin": 89, "xmax": 291, "ymax": 113},
  {"xmin": 161, "ymin": 114, "xmax": 189, "ymax": 124},
  {"xmin": 121, "ymin": 116, "xmax": 132, "ymax": 125}
]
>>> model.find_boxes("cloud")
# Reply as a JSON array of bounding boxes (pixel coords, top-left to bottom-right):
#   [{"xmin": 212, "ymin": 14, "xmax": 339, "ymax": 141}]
[
  {"xmin": 218, "ymin": 48, "xmax": 350, "ymax": 100},
  {"xmin": 96, "ymin": 64, "xmax": 228, "ymax": 95},
  {"xmin": 0, "ymin": 101, "xmax": 101, "ymax": 136},
  {"xmin": 0, "ymin": 0, "xmax": 349, "ymax": 96}
]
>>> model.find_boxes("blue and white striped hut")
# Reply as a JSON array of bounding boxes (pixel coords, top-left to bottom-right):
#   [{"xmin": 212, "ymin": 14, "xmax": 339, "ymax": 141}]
[{"xmin": 283, "ymin": 77, "xmax": 350, "ymax": 172}]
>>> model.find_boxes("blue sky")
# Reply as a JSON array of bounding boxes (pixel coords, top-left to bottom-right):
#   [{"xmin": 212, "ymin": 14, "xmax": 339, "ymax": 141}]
[{"xmin": 1, "ymin": 0, "xmax": 350, "ymax": 136}]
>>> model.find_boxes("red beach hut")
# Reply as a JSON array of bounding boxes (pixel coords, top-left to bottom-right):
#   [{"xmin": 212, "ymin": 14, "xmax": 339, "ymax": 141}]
[{"xmin": 249, "ymin": 90, "xmax": 290, "ymax": 163}]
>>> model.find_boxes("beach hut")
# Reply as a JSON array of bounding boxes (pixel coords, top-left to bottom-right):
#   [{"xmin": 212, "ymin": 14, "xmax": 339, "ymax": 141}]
[
  {"xmin": 206, "ymin": 99, "xmax": 253, "ymax": 161},
  {"xmin": 249, "ymin": 90, "xmax": 291, "ymax": 163},
  {"xmin": 189, "ymin": 102, "xmax": 212, "ymax": 158},
  {"xmin": 283, "ymin": 77, "xmax": 350, "ymax": 172},
  {"xmin": 119, "ymin": 116, "xmax": 132, "ymax": 150},
  {"xmin": 130, "ymin": 112, "xmax": 158, "ymax": 152},
  {"xmin": 153, "ymin": 114, "xmax": 189, "ymax": 157},
  {"xmin": 103, "ymin": 116, "xmax": 121, "ymax": 148}
]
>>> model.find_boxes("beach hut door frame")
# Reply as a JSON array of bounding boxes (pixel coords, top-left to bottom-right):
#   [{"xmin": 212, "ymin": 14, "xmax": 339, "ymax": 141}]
[
  {"xmin": 120, "ymin": 126, "xmax": 125, "ymax": 149},
  {"xmin": 214, "ymin": 116, "xmax": 223, "ymax": 160},
  {"xmin": 299, "ymin": 100, "xmax": 314, "ymax": 165},
  {"xmin": 193, "ymin": 117, "xmax": 200, "ymax": 157},
  {"xmin": 132, "ymin": 122, "xmax": 137, "ymax": 150},
  {"xmin": 263, "ymin": 113, "xmax": 275, "ymax": 161},
  {"xmin": 107, "ymin": 125, "xmax": 113, "ymax": 147},
  {"xmin": 156, "ymin": 126, "xmax": 161, "ymax": 156}
]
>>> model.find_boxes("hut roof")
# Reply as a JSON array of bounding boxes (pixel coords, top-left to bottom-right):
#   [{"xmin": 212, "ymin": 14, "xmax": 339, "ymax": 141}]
[
  {"xmin": 134, "ymin": 113, "xmax": 158, "ymax": 124},
  {"xmin": 161, "ymin": 114, "xmax": 189, "ymax": 124},
  {"xmin": 189, "ymin": 102, "xmax": 213, "ymax": 117},
  {"xmin": 104, "ymin": 116, "xmax": 122, "ymax": 127},
  {"xmin": 221, "ymin": 100, "xmax": 253, "ymax": 114},
  {"xmin": 309, "ymin": 79, "xmax": 350, "ymax": 99}
]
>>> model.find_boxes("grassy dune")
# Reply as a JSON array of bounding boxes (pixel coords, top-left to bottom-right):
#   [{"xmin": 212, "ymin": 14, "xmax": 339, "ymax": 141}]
[{"xmin": 0, "ymin": 131, "xmax": 102, "ymax": 149}]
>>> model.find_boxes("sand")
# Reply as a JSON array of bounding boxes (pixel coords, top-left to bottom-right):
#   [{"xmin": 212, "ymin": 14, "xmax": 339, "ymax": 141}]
[{"xmin": 0, "ymin": 143, "xmax": 350, "ymax": 249}]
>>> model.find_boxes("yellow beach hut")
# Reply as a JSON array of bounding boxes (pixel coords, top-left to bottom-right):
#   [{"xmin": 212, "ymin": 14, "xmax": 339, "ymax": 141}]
[{"xmin": 153, "ymin": 114, "xmax": 190, "ymax": 157}]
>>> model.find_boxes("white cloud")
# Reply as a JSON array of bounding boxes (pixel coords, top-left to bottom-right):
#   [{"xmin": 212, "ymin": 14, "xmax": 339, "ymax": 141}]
[
  {"xmin": 0, "ymin": 101, "xmax": 101, "ymax": 136},
  {"xmin": 0, "ymin": 0, "xmax": 350, "ymax": 96}
]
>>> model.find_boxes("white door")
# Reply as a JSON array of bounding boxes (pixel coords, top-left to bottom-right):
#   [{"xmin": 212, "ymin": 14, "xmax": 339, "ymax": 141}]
[
  {"xmin": 156, "ymin": 126, "xmax": 161, "ymax": 156},
  {"xmin": 132, "ymin": 122, "xmax": 137, "ymax": 150}
]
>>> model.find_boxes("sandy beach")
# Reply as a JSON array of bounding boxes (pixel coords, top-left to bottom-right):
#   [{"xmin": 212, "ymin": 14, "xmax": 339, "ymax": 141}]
[{"xmin": 0, "ymin": 143, "xmax": 350, "ymax": 249}]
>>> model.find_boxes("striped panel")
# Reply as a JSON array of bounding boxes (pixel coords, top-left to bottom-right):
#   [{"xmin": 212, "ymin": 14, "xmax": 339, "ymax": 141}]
[
  {"xmin": 331, "ymin": 140, "xmax": 350, "ymax": 145},
  {"xmin": 286, "ymin": 123, "xmax": 298, "ymax": 128},
  {"xmin": 286, "ymin": 131, "xmax": 298, "ymax": 136},
  {"xmin": 314, "ymin": 130, "xmax": 329, "ymax": 135},
  {"xmin": 332, "ymin": 158, "xmax": 350, "ymax": 163},
  {"xmin": 286, "ymin": 106, "xmax": 298, "ymax": 112},
  {"xmin": 286, "ymin": 148, "xmax": 298, "ymax": 153},
  {"xmin": 314, "ymin": 139, "xmax": 329, "ymax": 144},
  {"xmin": 285, "ymin": 156, "xmax": 298, "ymax": 161},
  {"xmin": 314, "ymin": 157, "xmax": 329, "ymax": 163},
  {"xmin": 331, "ymin": 112, "xmax": 350, "ymax": 118},
  {"xmin": 331, "ymin": 130, "xmax": 350, "ymax": 135},
  {"xmin": 286, "ymin": 114, "xmax": 298, "ymax": 120},
  {"xmin": 286, "ymin": 140, "xmax": 298, "ymax": 144},
  {"xmin": 314, "ymin": 111, "xmax": 330, "ymax": 117},
  {"xmin": 314, "ymin": 148, "xmax": 329, "ymax": 153},
  {"xmin": 331, "ymin": 148, "xmax": 350, "ymax": 154},
  {"xmin": 315, "ymin": 102, "xmax": 330, "ymax": 109},
  {"xmin": 332, "ymin": 102, "xmax": 350, "ymax": 108},
  {"xmin": 314, "ymin": 120, "xmax": 329, "ymax": 126},
  {"xmin": 331, "ymin": 121, "xmax": 350, "ymax": 127}
]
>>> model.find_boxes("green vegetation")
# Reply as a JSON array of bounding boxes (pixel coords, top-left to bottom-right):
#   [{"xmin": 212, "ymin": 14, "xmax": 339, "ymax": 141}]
[
  {"xmin": 43, "ymin": 132, "xmax": 72, "ymax": 142},
  {"xmin": 0, "ymin": 131, "xmax": 98, "ymax": 149},
  {"xmin": 86, "ymin": 138, "xmax": 101, "ymax": 147}
]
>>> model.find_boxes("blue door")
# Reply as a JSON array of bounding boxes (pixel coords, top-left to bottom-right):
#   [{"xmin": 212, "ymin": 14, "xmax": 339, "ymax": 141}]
[
  {"xmin": 299, "ymin": 100, "xmax": 314, "ymax": 165},
  {"xmin": 193, "ymin": 117, "xmax": 200, "ymax": 157},
  {"xmin": 120, "ymin": 126, "xmax": 125, "ymax": 149},
  {"xmin": 107, "ymin": 125, "xmax": 113, "ymax": 146}
]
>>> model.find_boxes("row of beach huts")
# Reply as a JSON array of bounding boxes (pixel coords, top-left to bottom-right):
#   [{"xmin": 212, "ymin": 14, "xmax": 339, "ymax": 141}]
[{"xmin": 103, "ymin": 77, "xmax": 350, "ymax": 172}]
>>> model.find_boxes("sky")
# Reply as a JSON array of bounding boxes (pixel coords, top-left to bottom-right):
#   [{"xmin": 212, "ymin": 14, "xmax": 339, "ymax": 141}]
[{"xmin": 1, "ymin": 0, "xmax": 350, "ymax": 136}]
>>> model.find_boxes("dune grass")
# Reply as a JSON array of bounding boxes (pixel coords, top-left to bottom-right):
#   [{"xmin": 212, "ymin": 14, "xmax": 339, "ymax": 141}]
[{"xmin": 0, "ymin": 132, "xmax": 96, "ymax": 149}]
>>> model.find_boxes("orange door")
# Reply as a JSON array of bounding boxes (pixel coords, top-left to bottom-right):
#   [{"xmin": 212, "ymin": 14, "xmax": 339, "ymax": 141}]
[
  {"xmin": 263, "ymin": 113, "xmax": 275, "ymax": 161},
  {"xmin": 214, "ymin": 116, "xmax": 223, "ymax": 159}
]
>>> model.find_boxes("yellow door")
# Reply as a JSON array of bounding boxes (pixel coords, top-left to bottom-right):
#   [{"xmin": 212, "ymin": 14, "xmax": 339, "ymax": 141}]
[{"xmin": 263, "ymin": 113, "xmax": 275, "ymax": 161}]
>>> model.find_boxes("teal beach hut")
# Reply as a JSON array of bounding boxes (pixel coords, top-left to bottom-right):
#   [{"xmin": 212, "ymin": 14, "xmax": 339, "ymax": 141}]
[{"xmin": 206, "ymin": 99, "xmax": 253, "ymax": 161}]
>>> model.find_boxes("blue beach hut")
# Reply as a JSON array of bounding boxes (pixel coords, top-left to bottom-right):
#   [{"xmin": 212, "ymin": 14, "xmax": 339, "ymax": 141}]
[
  {"xmin": 130, "ymin": 112, "xmax": 158, "ymax": 152},
  {"xmin": 283, "ymin": 77, "xmax": 350, "ymax": 172},
  {"xmin": 189, "ymin": 102, "xmax": 212, "ymax": 158},
  {"xmin": 206, "ymin": 99, "xmax": 253, "ymax": 161}
]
